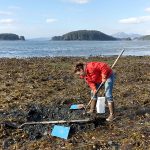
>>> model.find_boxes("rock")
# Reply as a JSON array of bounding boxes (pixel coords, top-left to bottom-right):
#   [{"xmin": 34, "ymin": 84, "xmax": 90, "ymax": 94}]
[{"xmin": 19, "ymin": 36, "xmax": 25, "ymax": 40}]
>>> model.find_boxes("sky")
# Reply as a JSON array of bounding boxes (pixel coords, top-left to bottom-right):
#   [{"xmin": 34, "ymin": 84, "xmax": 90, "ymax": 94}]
[{"xmin": 0, "ymin": 0, "xmax": 150, "ymax": 38}]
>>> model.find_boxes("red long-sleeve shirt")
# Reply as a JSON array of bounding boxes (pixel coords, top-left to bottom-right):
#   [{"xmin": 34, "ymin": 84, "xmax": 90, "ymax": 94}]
[{"xmin": 81, "ymin": 62, "xmax": 112, "ymax": 91}]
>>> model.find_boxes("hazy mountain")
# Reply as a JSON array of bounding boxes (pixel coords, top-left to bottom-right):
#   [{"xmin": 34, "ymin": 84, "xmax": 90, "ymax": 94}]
[{"xmin": 112, "ymin": 32, "xmax": 141, "ymax": 39}]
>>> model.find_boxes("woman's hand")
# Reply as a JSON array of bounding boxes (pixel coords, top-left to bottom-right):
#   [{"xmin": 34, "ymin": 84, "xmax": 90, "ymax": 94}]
[
  {"xmin": 102, "ymin": 74, "xmax": 107, "ymax": 83},
  {"xmin": 93, "ymin": 89, "xmax": 97, "ymax": 95},
  {"xmin": 102, "ymin": 78, "xmax": 106, "ymax": 83}
]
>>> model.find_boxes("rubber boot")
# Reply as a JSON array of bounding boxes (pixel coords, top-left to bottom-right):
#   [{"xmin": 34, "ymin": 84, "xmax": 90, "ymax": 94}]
[
  {"xmin": 106, "ymin": 102, "xmax": 115, "ymax": 121},
  {"xmin": 87, "ymin": 100, "xmax": 96, "ymax": 114}
]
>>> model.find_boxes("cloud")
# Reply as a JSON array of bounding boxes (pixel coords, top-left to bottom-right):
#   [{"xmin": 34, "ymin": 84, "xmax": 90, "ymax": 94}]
[
  {"xmin": 8, "ymin": 6, "xmax": 21, "ymax": 10},
  {"xmin": 0, "ymin": 19, "xmax": 15, "ymax": 25},
  {"xmin": 119, "ymin": 16, "xmax": 150, "ymax": 24},
  {"xmin": 145, "ymin": 7, "xmax": 150, "ymax": 13},
  {"xmin": 0, "ymin": 11, "xmax": 12, "ymax": 15},
  {"xmin": 46, "ymin": 18, "xmax": 57, "ymax": 23},
  {"xmin": 66, "ymin": 0, "xmax": 91, "ymax": 4}
]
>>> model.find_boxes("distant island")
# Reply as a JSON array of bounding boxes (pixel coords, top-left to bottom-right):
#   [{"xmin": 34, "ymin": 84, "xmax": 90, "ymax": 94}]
[
  {"xmin": 51, "ymin": 30, "xmax": 118, "ymax": 41},
  {"xmin": 0, "ymin": 33, "xmax": 25, "ymax": 41},
  {"xmin": 135, "ymin": 35, "xmax": 150, "ymax": 40}
]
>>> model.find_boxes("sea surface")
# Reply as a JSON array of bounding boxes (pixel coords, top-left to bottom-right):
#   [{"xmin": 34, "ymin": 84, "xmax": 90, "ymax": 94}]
[{"xmin": 0, "ymin": 40, "xmax": 150, "ymax": 58}]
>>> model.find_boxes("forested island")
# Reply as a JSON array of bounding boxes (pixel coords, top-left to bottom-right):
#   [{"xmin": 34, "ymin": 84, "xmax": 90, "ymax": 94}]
[
  {"xmin": 135, "ymin": 35, "xmax": 150, "ymax": 40},
  {"xmin": 0, "ymin": 33, "xmax": 25, "ymax": 41},
  {"xmin": 52, "ymin": 30, "xmax": 118, "ymax": 41}
]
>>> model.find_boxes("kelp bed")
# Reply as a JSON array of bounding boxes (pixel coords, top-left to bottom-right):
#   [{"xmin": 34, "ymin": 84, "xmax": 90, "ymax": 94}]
[{"xmin": 0, "ymin": 56, "xmax": 150, "ymax": 150}]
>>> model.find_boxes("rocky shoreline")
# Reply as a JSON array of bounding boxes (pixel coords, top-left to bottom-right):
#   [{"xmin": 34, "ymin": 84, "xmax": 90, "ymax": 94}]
[{"xmin": 0, "ymin": 56, "xmax": 150, "ymax": 149}]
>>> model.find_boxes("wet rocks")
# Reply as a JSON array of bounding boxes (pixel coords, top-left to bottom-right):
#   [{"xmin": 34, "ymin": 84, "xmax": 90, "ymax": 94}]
[
  {"xmin": 27, "ymin": 106, "xmax": 43, "ymax": 122},
  {"xmin": 0, "ymin": 56, "xmax": 150, "ymax": 149}
]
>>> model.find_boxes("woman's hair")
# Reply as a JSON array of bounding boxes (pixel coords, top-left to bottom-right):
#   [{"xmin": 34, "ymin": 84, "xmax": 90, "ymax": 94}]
[{"xmin": 74, "ymin": 62, "xmax": 85, "ymax": 73}]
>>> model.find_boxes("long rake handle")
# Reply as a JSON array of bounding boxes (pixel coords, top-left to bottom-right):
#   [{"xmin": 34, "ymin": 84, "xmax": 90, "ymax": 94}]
[
  {"xmin": 85, "ymin": 49, "xmax": 125, "ymax": 110},
  {"xmin": 85, "ymin": 82, "xmax": 103, "ymax": 110},
  {"xmin": 19, "ymin": 118, "xmax": 91, "ymax": 128},
  {"xmin": 111, "ymin": 49, "xmax": 125, "ymax": 69}
]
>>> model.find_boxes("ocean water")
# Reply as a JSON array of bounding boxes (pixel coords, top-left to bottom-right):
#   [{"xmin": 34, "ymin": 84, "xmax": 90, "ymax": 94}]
[{"xmin": 0, "ymin": 40, "xmax": 150, "ymax": 58}]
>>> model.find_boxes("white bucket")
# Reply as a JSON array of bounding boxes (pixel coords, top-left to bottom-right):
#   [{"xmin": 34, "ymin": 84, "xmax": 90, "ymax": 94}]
[{"xmin": 96, "ymin": 97, "xmax": 105, "ymax": 113}]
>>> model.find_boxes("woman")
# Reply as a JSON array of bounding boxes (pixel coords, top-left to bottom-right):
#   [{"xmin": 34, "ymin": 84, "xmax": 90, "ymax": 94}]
[{"xmin": 74, "ymin": 61, "xmax": 115, "ymax": 121}]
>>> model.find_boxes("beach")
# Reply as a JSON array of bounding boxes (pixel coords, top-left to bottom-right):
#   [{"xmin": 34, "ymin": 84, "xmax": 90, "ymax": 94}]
[{"xmin": 0, "ymin": 56, "xmax": 150, "ymax": 149}]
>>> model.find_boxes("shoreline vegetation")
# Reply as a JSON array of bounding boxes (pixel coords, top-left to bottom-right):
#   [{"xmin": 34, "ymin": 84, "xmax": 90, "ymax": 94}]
[{"xmin": 0, "ymin": 56, "xmax": 150, "ymax": 149}]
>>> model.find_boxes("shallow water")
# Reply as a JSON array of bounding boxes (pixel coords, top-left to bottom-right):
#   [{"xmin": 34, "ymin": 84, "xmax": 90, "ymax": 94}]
[{"xmin": 0, "ymin": 40, "xmax": 150, "ymax": 58}]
